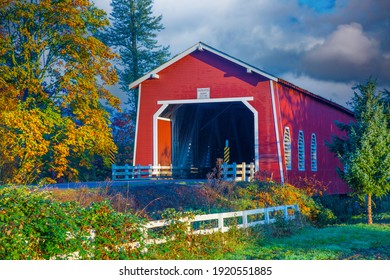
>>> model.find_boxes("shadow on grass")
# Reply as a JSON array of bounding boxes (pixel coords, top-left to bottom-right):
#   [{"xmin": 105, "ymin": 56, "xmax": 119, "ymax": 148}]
[{"xmin": 225, "ymin": 223, "xmax": 390, "ymax": 260}]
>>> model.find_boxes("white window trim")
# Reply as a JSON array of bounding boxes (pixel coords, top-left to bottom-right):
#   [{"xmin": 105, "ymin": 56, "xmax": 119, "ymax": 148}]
[
  {"xmin": 283, "ymin": 127, "xmax": 292, "ymax": 171},
  {"xmin": 298, "ymin": 130, "xmax": 305, "ymax": 171},
  {"xmin": 311, "ymin": 133, "xmax": 318, "ymax": 172}
]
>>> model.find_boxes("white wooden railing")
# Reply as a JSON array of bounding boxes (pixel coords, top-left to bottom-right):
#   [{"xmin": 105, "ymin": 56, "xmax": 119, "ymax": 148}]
[
  {"xmin": 56, "ymin": 204, "xmax": 299, "ymax": 258},
  {"xmin": 130, "ymin": 204, "xmax": 299, "ymax": 248},
  {"xmin": 220, "ymin": 162, "xmax": 255, "ymax": 181},
  {"xmin": 112, "ymin": 162, "xmax": 256, "ymax": 181}
]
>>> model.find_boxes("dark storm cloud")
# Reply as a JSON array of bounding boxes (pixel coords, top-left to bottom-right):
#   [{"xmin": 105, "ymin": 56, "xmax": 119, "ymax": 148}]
[
  {"xmin": 302, "ymin": 22, "xmax": 389, "ymax": 82},
  {"xmin": 94, "ymin": 0, "xmax": 390, "ymax": 107}
]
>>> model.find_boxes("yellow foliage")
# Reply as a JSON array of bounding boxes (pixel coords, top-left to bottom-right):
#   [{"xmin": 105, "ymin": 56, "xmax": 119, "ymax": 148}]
[
  {"xmin": 255, "ymin": 183, "xmax": 321, "ymax": 220},
  {"xmin": 0, "ymin": 0, "xmax": 120, "ymax": 184}
]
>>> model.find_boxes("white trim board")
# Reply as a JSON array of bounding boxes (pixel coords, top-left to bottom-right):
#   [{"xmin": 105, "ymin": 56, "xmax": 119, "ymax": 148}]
[
  {"xmin": 157, "ymin": 97, "xmax": 254, "ymax": 105},
  {"xmin": 132, "ymin": 84, "xmax": 142, "ymax": 165},
  {"xmin": 270, "ymin": 81, "xmax": 284, "ymax": 184}
]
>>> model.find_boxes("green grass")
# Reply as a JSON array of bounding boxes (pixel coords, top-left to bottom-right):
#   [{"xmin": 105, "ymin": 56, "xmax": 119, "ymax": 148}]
[{"xmin": 225, "ymin": 223, "xmax": 390, "ymax": 260}]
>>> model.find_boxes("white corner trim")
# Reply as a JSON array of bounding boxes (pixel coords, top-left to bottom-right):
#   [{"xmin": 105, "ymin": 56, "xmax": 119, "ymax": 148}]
[
  {"xmin": 270, "ymin": 80, "xmax": 285, "ymax": 184},
  {"xmin": 153, "ymin": 104, "xmax": 169, "ymax": 166},
  {"xmin": 133, "ymin": 84, "xmax": 142, "ymax": 165},
  {"xmin": 242, "ymin": 100, "xmax": 260, "ymax": 172}
]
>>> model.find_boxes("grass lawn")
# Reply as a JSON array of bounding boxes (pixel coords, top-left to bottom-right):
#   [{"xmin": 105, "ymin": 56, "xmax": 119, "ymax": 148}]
[{"xmin": 225, "ymin": 223, "xmax": 390, "ymax": 260}]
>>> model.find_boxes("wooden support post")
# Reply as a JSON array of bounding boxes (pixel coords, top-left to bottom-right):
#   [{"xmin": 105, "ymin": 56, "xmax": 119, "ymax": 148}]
[
  {"xmin": 265, "ymin": 208, "xmax": 270, "ymax": 224},
  {"xmin": 284, "ymin": 205, "xmax": 288, "ymax": 221},
  {"xmin": 137, "ymin": 164, "xmax": 141, "ymax": 179},
  {"xmin": 250, "ymin": 162, "xmax": 255, "ymax": 181},
  {"xmin": 242, "ymin": 162, "xmax": 246, "ymax": 181},
  {"xmin": 124, "ymin": 164, "xmax": 129, "ymax": 180},
  {"xmin": 218, "ymin": 214, "xmax": 224, "ymax": 231},
  {"xmin": 232, "ymin": 162, "xmax": 237, "ymax": 181},
  {"xmin": 243, "ymin": 211, "xmax": 248, "ymax": 228},
  {"xmin": 112, "ymin": 164, "xmax": 116, "ymax": 180}
]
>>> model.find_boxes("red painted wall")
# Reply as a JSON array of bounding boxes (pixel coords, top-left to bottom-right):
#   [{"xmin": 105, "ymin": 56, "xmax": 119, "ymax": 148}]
[{"xmin": 274, "ymin": 81, "xmax": 354, "ymax": 194}]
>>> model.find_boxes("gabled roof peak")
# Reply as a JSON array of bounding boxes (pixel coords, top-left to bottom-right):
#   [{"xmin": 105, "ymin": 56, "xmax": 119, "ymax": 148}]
[{"xmin": 128, "ymin": 42, "xmax": 277, "ymax": 89}]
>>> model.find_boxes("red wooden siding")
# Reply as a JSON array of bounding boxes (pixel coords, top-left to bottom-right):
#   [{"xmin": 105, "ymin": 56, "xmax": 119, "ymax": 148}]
[{"xmin": 274, "ymin": 81, "xmax": 353, "ymax": 194}]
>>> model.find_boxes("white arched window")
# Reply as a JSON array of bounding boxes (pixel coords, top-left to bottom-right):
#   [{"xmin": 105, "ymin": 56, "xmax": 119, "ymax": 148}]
[
  {"xmin": 283, "ymin": 127, "xmax": 292, "ymax": 170},
  {"xmin": 298, "ymin": 130, "xmax": 305, "ymax": 171},
  {"xmin": 311, "ymin": 133, "xmax": 317, "ymax": 171}
]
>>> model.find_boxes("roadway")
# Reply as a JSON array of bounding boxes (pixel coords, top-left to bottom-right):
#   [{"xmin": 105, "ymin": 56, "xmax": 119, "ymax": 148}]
[{"xmin": 44, "ymin": 179, "xmax": 208, "ymax": 189}]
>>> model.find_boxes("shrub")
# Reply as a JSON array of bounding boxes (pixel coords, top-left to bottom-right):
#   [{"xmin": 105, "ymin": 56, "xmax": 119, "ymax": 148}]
[
  {"xmin": 0, "ymin": 186, "xmax": 86, "ymax": 259},
  {"xmin": 0, "ymin": 186, "xmax": 145, "ymax": 260}
]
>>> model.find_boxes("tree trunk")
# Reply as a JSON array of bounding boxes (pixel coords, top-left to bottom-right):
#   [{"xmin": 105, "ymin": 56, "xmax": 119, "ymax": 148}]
[{"xmin": 367, "ymin": 193, "xmax": 373, "ymax": 224}]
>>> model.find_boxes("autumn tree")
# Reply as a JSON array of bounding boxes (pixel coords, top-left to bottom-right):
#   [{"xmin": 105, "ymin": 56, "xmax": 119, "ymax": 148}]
[
  {"xmin": 327, "ymin": 79, "xmax": 390, "ymax": 224},
  {"xmin": 0, "ymin": 0, "xmax": 120, "ymax": 184},
  {"xmin": 99, "ymin": 0, "xmax": 170, "ymax": 163}
]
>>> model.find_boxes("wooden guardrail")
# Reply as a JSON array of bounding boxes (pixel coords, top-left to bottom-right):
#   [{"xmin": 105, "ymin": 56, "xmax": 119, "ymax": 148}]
[
  {"xmin": 221, "ymin": 162, "xmax": 255, "ymax": 181},
  {"xmin": 56, "ymin": 204, "xmax": 299, "ymax": 258},
  {"xmin": 130, "ymin": 204, "xmax": 299, "ymax": 248},
  {"xmin": 112, "ymin": 162, "xmax": 256, "ymax": 181}
]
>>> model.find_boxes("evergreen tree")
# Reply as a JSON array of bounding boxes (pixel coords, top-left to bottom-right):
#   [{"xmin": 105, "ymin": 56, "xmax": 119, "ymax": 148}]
[
  {"xmin": 100, "ymin": 0, "xmax": 170, "ymax": 163},
  {"xmin": 328, "ymin": 79, "xmax": 390, "ymax": 224},
  {"xmin": 101, "ymin": 0, "xmax": 170, "ymax": 100}
]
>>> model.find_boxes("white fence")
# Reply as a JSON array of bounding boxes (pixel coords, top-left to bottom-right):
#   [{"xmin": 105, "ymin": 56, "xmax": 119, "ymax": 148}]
[
  {"xmin": 112, "ymin": 162, "xmax": 256, "ymax": 181},
  {"xmin": 131, "ymin": 204, "xmax": 299, "ymax": 248},
  {"xmin": 221, "ymin": 162, "xmax": 255, "ymax": 181},
  {"xmin": 111, "ymin": 164, "xmax": 199, "ymax": 180}
]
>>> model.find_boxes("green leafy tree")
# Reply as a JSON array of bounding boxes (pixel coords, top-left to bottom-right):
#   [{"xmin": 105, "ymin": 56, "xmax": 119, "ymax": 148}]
[
  {"xmin": 0, "ymin": 0, "xmax": 120, "ymax": 184},
  {"xmin": 99, "ymin": 0, "xmax": 170, "ymax": 163},
  {"xmin": 328, "ymin": 79, "xmax": 390, "ymax": 224}
]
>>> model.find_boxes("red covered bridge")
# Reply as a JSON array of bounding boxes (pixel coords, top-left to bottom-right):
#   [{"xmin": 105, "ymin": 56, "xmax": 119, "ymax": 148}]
[{"xmin": 128, "ymin": 42, "xmax": 353, "ymax": 194}]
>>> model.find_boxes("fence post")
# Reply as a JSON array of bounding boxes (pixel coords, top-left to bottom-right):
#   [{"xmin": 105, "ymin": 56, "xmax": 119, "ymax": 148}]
[
  {"xmin": 242, "ymin": 162, "xmax": 246, "ymax": 181},
  {"xmin": 243, "ymin": 211, "xmax": 248, "ymax": 228},
  {"xmin": 124, "ymin": 164, "xmax": 129, "ymax": 180},
  {"xmin": 250, "ymin": 162, "xmax": 255, "ymax": 181},
  {"xmin": 265, "ymin": 208, "xmax": 270, "ymax": 224},
  {"xmin": 137, "ymin": 164, "xmax": 141, "ymax": 179},
  {"xmin": 223, "ymin": 163, "xmax": 228, "ymax": 180},
  {"xmin": 218, "ymin": 214, "xmax": 224, "ymax": 231},
  {"xmin": 232, "ymin": 162, "xmax": 237, "ymax": 181},
  {"xmin": 284, "ymin": 205, "xmax": 288, "ymax": 221},
  {"xmin": 112, "ymin": 164, "xmax": 116, "ymax": 180}
]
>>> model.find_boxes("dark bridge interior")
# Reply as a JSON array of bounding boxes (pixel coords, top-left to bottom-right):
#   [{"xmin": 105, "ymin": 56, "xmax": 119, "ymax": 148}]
[{"xmin": 160, "ymin": 102, "xmax": 254, "ymax": 169}]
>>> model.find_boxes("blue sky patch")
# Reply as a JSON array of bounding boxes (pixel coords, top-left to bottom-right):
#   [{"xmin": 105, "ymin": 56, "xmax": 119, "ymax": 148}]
[{"xmin": 298, "ymin": 0, "xmax": 336, "ymax": 13}]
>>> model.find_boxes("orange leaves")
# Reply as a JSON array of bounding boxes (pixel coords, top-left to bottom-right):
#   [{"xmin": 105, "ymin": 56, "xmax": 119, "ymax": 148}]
[{"xmin": 0, "ymin": 0, "xmax": 120, "ymax": 184}]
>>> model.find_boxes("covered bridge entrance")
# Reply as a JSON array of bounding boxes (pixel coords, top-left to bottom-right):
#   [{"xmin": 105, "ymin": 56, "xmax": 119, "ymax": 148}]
[{"xmin": 156, "ymin": 99, "xmax": 256, "ymax": 173}]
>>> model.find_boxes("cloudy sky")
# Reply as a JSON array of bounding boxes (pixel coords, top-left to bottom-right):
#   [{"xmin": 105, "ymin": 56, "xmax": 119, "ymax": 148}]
[{"xmin": 93, "ymin": 0, "xmax": 390, "ymax": 108}]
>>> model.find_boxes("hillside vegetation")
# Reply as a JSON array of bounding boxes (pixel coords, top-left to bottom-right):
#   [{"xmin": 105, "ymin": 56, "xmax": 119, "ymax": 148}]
[{"xmin": 1, "ymin": 179, "xmax": 389, "ymax": 260}]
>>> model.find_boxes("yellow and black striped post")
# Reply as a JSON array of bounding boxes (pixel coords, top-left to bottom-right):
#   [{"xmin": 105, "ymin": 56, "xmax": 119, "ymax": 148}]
[{"xmin": 224, "ymin": 140, "xmax": 230, "ymax": 163}]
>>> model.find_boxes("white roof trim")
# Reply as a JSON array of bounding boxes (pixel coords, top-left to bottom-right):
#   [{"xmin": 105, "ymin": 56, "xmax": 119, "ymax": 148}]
[
  {"xmin": 157, "ymin": 97, "xmax": 254, "ymax": 105},
  {"xmin": 128, "ymin": 42, "xmax": 277, "ymax": 89}
]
